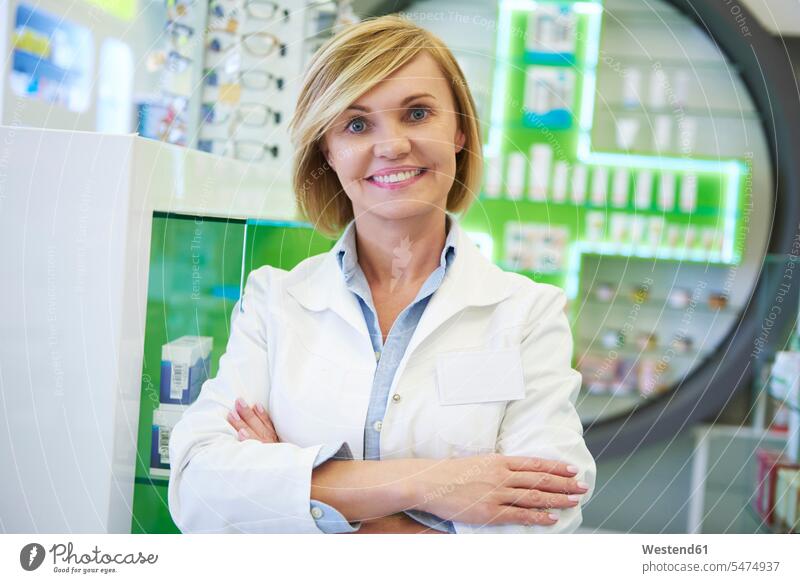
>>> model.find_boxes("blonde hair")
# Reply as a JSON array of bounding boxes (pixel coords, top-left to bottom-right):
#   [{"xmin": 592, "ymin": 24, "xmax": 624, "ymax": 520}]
[{"xmin": 288, "ymin": 15, "xmax": 483, "ymax": 237}]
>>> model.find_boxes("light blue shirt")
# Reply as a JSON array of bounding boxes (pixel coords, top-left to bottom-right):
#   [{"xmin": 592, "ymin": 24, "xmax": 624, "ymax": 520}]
[{"xmin": 307, "ymin": 216, "xmax": 458, "ymax": 534}]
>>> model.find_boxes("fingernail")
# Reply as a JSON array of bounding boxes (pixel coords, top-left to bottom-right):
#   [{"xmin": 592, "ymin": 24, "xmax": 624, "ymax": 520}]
[
  {"xmin": 566, "ymin": 465, "xmax": 579, "ymax": 474},
  {"xmin": 238, "ymin": 428, "xmax": 249, "ymax": 439},
  {"xmin": 577, "ymin": 481, "xmax": 589, "ymax": 491},
  {"xmin": 255, "ymin": 402, "xmax": 265, "ymax": 414},
  {"xmin": 229, "ymin": 409, "xmax": 241, "ymax": 422},
  {"xmin": 236, "ymin": 398, "xmax": 246, "ymax": 408},
  {"xmin": 567, "ymin": 494, "xmax": 581, "ymax": 502},
  {"xmin": 548, "ymin": 512, "xmax": 559, "ymax": 521}
]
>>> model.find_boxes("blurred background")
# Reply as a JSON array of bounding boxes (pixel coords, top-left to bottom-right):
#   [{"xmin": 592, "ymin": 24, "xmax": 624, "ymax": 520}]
[{"xmin": 1, "ymin": 0, "xmax": 799, "ymax": 534}]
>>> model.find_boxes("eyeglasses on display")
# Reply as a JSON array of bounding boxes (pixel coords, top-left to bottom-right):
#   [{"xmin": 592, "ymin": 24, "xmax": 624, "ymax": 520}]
[
  {"xmin": 198, "ymin": 138, "xmax": 280, "ymax": 162},
  {"xmin": 204, "ymin": 67, "xmax": 284, "ymax": 91},
  {"xmin": 165, "ymin": 50, "xmax": 193, "ymax": 73},
  {"xmin": 207, "ymin": 30, "xmax": 287, "ymax": 58},
  {"xmin": 201, "ymin": 102, "xmax": 282, "ymax": 127}
]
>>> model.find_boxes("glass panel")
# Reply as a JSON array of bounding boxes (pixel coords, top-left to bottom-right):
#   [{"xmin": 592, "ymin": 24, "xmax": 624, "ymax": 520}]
[
  {"xmin": 131, "ymin": 214, "xmax": 332, "ymax": 532},
  {"xmin": 132, "ymin": 213, "xmax": 245, "ymax": 533}
]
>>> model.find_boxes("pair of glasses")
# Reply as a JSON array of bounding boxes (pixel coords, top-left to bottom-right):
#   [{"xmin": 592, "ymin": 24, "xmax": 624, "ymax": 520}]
[
  {"xmin": 207, "ymin": 30, "xmax": 287, "ymax": 58},
  {"xmin": 201, "ymin": 102, "xmax": 282, "ymax": 127},
  {"xmin": 204, "ymin": 68, "xmax": 284, "ymax": 91},
  {"xmin": 210, "ymin": 0, "xmax": 288, "ymax": 22},
  {"xmin": 198, "ymin": 139, "xmax": 280, "ymax": 162},
  {"xmin": 165, "ymin": 20, "xmax": 195, "ymax": 46},
  {"xmin": 165, "ymin": 50, "xmax": 193, "ymax": 73},
  {"xmin": 168, "ymin": 0, "xmax": 197, "ymax": 18}
]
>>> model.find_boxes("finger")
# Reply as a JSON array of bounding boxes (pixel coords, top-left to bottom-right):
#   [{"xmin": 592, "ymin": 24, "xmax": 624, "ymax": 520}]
[
  {"xmin": 502, "ymin": 488, "xmax": 581, "ymax": 510},
  {"xmin": 505, "ymin": 471, "xmax": 588, "ymax": 494},
  {"xmin": 485, "ymin": 505, "xmax": 559, "ymax": 527},
  {"xmin": 226, "ymin": 408, "xmax": 247, "ymax": 434},
  {"xmin": 505, "ymin": 456, "xmax": 578, "ymax": 477},
  {"xmin": 235, "ymin": 398, "xmax": 271, "ymax": 440},
  {"xmin": 252, "ymin": 402, "xmax": 279, "ymax": 441},
  {"xmin": 226, "ymin": 409, "xmax": 258, "ymax": 442}
]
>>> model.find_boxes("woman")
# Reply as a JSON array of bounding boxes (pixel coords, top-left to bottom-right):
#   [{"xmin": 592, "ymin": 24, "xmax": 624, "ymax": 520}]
[{"xmin": 168, "ymin": 15, "xmax": 595, "ymax": 534}]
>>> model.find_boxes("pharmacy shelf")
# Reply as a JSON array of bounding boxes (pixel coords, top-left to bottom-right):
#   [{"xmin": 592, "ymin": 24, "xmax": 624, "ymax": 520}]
[
  {"xmin": 579, "ymin": 298, "xmax": 742, "ymax": 316},
  {"xmin": 598, "ymin": 54, "xmax": 737, "ymax": 71},
  {"xmin": 577, "ymin": 344, "xmax": 709, "ymax": 359},
  {"xmin": 600, "ymin": 103, "xmax": 761, "ymax": 121}
]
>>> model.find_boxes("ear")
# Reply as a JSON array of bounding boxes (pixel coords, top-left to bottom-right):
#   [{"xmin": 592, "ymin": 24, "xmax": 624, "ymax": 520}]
[
  {"xmin": 454, "ymin": 128, "xmax": 466, "ymax": 155},
  {"xmin": 320, "ymin": 141, "xmax": 335, "ymax": 170}
]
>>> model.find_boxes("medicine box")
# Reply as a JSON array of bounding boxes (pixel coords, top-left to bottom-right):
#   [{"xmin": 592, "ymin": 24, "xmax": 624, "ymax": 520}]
[
  {"xmin": 160, "ymin": 335, "xmax": 213, "ymax": 405},
  {"xmin": 150, "ymin": 404, "xmax": 188, "ymax": 478}
]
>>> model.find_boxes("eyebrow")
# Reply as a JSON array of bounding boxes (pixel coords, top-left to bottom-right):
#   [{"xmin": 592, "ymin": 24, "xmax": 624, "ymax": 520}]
[{"xmin": 344, "ymin": 93, "xmax": 437, "ymax": 113}]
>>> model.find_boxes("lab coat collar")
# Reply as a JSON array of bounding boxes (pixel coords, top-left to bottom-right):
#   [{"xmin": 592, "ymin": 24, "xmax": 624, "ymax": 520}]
[{"xmin": 287, "ymin": 217, "xmax": 513, "ymax": 340}]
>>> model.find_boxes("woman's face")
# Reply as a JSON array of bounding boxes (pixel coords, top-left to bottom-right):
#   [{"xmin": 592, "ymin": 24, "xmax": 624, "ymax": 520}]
[{"xmin": 320, "ymin": 51, "xmax": 466, "ymax": 224}]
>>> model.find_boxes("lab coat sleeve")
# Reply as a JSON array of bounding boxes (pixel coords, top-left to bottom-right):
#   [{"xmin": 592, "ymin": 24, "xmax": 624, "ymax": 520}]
[
  {"xmin": 452, "ymin": 285, "xmax": 596, "ymax": 534},
  {"xmin": 167, "ymin": 267, "xmax": 353, "ymax": 533},
  {"xmin": 310, "ymin": 443, "xmax": 362, "ymax": 533}
]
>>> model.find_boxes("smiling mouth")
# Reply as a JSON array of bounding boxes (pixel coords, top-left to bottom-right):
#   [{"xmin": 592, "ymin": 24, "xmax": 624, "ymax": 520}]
[{"xmin": 366, "ymin": 168, "xmax": 427, "ymax": 185}]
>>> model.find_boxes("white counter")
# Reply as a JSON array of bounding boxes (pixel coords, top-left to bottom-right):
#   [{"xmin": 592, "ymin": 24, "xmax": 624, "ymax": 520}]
[{"xmin": 0, "ymin": 126, "xmax": 297, "ymax": 532}]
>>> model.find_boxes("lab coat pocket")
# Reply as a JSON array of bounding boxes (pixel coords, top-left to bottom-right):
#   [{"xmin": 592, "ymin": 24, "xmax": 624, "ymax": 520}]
[{"xmin": 434, "ymin": 348, "xmax": 525, "ymax": 456}]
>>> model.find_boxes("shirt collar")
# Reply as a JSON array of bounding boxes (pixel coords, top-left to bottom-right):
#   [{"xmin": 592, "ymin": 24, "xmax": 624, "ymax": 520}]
[{"xmin": 333, "ymin": 215, "xmax": 458, "ymax": 280}]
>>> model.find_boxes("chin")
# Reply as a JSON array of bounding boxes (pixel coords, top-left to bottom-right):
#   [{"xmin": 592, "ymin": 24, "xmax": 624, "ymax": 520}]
[{"xmin": 359, "ymin": 198, "xmax": 442, "ymax": 222}]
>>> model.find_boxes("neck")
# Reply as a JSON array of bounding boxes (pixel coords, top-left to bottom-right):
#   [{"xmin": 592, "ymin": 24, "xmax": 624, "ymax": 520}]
[{"xmin": 353, "ymin": 211, "xmax": 448, "ymax": 291}]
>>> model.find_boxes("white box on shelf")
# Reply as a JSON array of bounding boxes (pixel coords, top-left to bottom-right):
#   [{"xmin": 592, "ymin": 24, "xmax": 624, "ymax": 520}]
[
  {"xmin": 658, "ymin": 172, "xmax": 676, "ymax": 212},
  {"xmin": 507, "ymin": 152, "xmax": 526, "ymax": 200},
  {"xmin": 653, "ymin": 114, "xmax": 673, "ymax": 152},
  {"xmin": 572, "ymin": 163, "xmax": 588, "ymax": 204},
  {"xmin": 612, "ymin": 168, "xmax": 629, "ymax": 207},
  {"xmin": 590, "ymin": 166, "xmax": 609, "ymax": 206},
  {"xmin": 529, "ymin": 144, "xmax": 552, "ymax": 201},
  {"xmin": 622, "ymin": 68, "xmax": 641, "ymax": 108},
  {"xmin": 484, "ymin": 155, "xmax": 503, "ymax": 198},
  {"xmin": 680, "ymin": 173, "xmax": 699, "ymax": 213},
  {"xmin": 635, "ymin": 170, "xmax": 653, "ymax": 210},
  {"xmin": 649, "ymin": 68, "xmax": 669, "ymax": 109},
  {"xmin": 552, "ymin": 160, "xmax": 569, "ymax": 203}
]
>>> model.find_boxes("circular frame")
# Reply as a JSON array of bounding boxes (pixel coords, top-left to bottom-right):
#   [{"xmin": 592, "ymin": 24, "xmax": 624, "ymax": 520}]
[{"xmin": 586, "ymin": 0, "xmax": 800, "ymax": 458}]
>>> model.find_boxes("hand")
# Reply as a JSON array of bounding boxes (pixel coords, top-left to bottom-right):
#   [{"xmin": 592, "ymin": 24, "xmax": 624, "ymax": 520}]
[
  {"xmin": 414, "ymin": 454, "xmax": 589, "ymax": 527},
  {"xmin": 226, "ymin": 398, "xmax": 279, "ymax": 444}
]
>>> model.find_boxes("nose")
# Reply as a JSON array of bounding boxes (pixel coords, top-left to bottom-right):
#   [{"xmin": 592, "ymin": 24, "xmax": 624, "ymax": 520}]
[{"xmin": 372, "ymin": 121, "xmax": 411, "ymax": 159}]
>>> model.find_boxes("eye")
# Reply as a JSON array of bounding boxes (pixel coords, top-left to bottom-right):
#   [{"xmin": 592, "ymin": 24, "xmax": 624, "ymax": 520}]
[
  {"xmin": 346, "ymin": 117, "xmax": 368, "ymax": 134},
  {"xmin": 409, "ymin": 106, "xmax": 430, "ymax": 121}
]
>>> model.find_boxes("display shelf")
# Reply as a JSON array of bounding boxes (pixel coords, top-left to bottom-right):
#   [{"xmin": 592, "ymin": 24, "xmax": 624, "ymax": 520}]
[
  {"xmin": 598, "ymin": 54, "xmax": 735, "ymax": 70},
  {"xmin": 601, "ymin": 103, "xmax": 761, "ymax": 121},
  {"xmin": 577, "ymin": 343, "xmax": 708, "ymax": 356},
  {"xmin": 688, "ymin": 425, "xmax": 791, "ymax": 533},
  {"xmin": 135, "ymin": 476, "xmax": 169, "ymax": 488},
  {"xmin": 580, "ymin": 297, "xmax": 741, "ymax": 316}
]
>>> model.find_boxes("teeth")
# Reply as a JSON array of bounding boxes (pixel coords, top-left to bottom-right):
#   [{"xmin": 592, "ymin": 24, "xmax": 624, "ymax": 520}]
[{"xmin": 372, "ymin": 168, "xmax": 422, "ymax": 183}]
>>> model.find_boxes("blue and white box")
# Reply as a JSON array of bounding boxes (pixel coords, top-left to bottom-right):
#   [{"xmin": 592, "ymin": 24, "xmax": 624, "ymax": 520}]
[
  {"xmin": 150, "ymin": 404, "xmax": 187, "ymax": 478},
  {"xmin": 160, "ymin": 335, "xmax": 212, "ymax": 405}
]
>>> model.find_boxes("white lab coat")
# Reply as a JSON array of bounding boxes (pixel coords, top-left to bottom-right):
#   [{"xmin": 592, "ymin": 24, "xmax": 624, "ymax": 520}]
[{"xmin": 167, "ymin": 219, "xmax": 596, "ymax": 533}]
